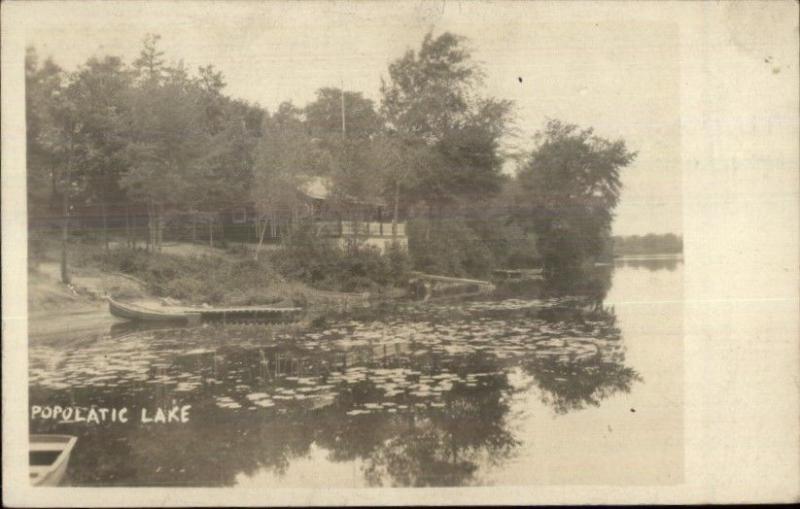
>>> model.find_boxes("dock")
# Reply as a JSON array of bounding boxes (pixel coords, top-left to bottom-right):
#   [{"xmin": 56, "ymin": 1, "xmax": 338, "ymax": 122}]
[
  {"xmin": 491, "ymin": 268, "xmax": 544, "ymax": 280},
  {"xmin": 408, "ymin": 272, "xmax": 495, "ymax": 301}
]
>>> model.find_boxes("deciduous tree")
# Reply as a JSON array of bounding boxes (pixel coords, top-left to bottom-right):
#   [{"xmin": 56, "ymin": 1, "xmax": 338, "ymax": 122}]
[{"xmin": 517, "ymin": 120, "xmax": 637, "ymax": 272}]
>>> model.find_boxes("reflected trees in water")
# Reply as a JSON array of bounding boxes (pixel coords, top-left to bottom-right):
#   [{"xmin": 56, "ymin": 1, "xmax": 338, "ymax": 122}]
[
  {"xmin": 29, "ymin": 265, "xmax": 647, "ymax": 487},
  {"xmin": 359, "ymin": 369, "xmax": 518, "ymax": 487}
]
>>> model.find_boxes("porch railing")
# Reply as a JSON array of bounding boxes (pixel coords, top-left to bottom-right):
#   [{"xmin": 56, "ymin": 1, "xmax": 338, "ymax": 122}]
[{"xmin": 315, "ymin": 221, "xmax": 406, "ymax": 237}]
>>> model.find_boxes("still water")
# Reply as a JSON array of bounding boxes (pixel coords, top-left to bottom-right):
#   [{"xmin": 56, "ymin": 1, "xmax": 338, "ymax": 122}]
[{"xmin": 29, "ymin": 259, "xmax": 683, "ymax": 487}]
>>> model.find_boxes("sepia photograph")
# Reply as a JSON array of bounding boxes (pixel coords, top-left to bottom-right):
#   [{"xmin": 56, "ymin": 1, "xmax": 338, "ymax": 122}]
[{"xmin": 2, "ymin": 0, "xmax": 798, "ymax": 506}]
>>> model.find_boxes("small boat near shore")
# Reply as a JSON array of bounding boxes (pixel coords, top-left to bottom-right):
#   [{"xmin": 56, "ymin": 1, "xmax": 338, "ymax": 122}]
[
  {"xmin": 108, "ymin": 298, "xmax": 196, "ymax": 323},
  {"xmin": 108, "ymin": 297, "xmax": 304, "ymax": 325},
  {"xmin": 30, "ymin": 434, "xmax": 77, "ymax": 487}
]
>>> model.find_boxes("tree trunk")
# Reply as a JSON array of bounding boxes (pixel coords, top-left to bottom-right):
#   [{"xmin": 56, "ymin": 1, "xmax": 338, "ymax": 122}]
[
  {"xmin": 191, "ymin": 213, "xmax": 197, "ymax": 243},
  {"xmin": 425, "ymin": 203, "xmax": 433, "ymax": 242},
  {"xmin": 146, "ymin": 200, "xmax": 154, "ymax": 253},
  {"xmin": 218, "ymin": 215, "xmax": 225, "ymax": 247},
  {"xmin": 125, "ymin": 204, "xmax": 131, "ymax": 248},
  {"xmin": 255, "ymin": 216, "xmax": 268, "ymax": 260},
  {"xmin": 60, "ymin": 168, "xmax": 71, "ymax": 285},
  {"xmin": 392, "ymin": 180, "xmax": 400, "ymax": 238},
  {"xmin": 101, "ymin": 197, "xmax": 109, "ymax": 253},
  {"xmin": 157, "ymin": 203, "xmax": 164, "ymax": 252},
  {"xmin": 50, "ymin": 168, "xmax": 58, "ymax": 202},
  {"xmin": 208, "ymin": 219, "xmax": 213, "ymax": 248}
]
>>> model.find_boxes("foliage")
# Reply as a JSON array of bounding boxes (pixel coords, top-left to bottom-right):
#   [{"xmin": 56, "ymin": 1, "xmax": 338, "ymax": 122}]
[
  {"xmin": 123, "ymin": 50, "xmax": 209, "ymax": 211},
  {"xmin": 27, "ymin": 35, "xmax": 264, "ymax": 255},
  {"xmin": 612, "ymin": 233, "xmax": 682, "ymax": 256},
  {"xmin": 516, "ymin": 120, "xmax": 637, "ymax": 272},
  {"xmin": 270, "ymin": 221, "xmax": 411, "ymax": 292},
  {"xmin": 27, "ymin": 32, "xmax": 639, "ymax": 291},
  {"xmin": 305, "ymin": 87, "xmax": 382, "ymax": 143},
  {"xmin": 26, "ymin": 48, "xmax": 65, "ymax": 214},
  {"xmin": 381, "ymin": 32, "xmax": 480, "ymax": 142},
  {"xmin": 304, "ymin": 88, "xmax": 385, "ymax": 211},
  {"xmin": 380, "ymin": 32, "xmax": 512, "ymax": 209},
  {"xmin": 83, "ymin": 247, "xmax": 294, "ymax": 305},
  {"xmin": 407, "ymin": 218, "xmax": 495, "ymax": 278},
  {"xmin": 467, "ymin": 216, "xmax": 540, "ymax": 269},
  {"xmin": 250, "ymin": 102, "xmax": 317, "ymax": 247}
]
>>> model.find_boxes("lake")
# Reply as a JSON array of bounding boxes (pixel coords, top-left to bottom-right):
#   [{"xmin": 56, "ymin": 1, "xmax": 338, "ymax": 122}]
[{"xmin": 29, "ymin": 258, "xmax": 683, "ymax": 487}]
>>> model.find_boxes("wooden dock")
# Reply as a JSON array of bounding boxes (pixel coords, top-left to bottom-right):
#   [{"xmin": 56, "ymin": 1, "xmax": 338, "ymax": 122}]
[
  {"xmin": 408, "ymin": 272, "xmax": 495, "ymax": 301},
  {"xmin": 491, "ymin": 268, "xmax": 544, "ymax": 281}
]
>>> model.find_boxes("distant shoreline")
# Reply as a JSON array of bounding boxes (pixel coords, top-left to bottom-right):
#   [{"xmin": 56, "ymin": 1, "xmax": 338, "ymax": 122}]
[{"xmin": 613, "ymin": 253, "xmax": 683, "ymax": 261}]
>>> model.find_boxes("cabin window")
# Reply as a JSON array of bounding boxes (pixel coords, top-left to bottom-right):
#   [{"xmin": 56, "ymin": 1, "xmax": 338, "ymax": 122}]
[{"xmin": 231, "ymin": 208, "xmax": 247, "ymax": 224}]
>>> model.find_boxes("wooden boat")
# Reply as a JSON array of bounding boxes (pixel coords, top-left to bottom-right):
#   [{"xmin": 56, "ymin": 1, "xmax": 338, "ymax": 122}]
[
  {"xmin": 30, "ymin": 434, "xmax": 77, "ymax": 487},
  {"xmin": 108, "ymin": 297, "xmax": 198, "ymax": 323},
  {"xmin": 108, "ymin": 297, "xmax": 303, "ymax": 324}
]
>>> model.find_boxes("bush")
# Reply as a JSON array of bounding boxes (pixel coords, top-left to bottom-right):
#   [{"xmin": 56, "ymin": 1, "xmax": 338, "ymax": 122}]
[
  {"xmin": 269, "ymin": 221, "xmax": 411, "ymax": 292},
  {"xmin": 85, "ymin": 247, "xmax": 285, "ymax": 305},
  {"xmin": 163, "ymin": 276, "xmax": 206, "ymax": 301},
  {"xmin": 386, "ymin": 242, "xmax": 412, "ymax": 282},
  {"xmin": 468, "ymin": 219, "xmax": 540, "ymax": 269},
  {"xmin": 407, "ymin": 218, "xmax": 495, "ymax": 278}
]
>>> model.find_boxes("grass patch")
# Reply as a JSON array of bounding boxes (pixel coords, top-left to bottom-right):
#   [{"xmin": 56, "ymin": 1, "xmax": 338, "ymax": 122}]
[
  {"xmin": 31, "ymin": 233, "xmax": 412, "ymax": 307},
  {"xmin": 71, "ymin": 245, "xmax": 298, "ymax": 306}
]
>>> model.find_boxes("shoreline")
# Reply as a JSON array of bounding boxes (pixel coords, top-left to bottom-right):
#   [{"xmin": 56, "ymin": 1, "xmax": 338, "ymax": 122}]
[
  {"xmin": 29, "ymin": 303, "xmax": 125, "ymax": 345},
  {"xmin": 613, "ymin": 253, "xmax": 683, "ymax": 261}
]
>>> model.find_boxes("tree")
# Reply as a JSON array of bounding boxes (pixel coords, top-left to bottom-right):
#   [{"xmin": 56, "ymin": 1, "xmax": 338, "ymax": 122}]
[
  {"xmin": 380, "ymin": 32, "xmax": 511, "ymax": 213},
  {"xmin": 133, "ymin": 33, "xmax": 165, "ymax": 85},
  {"xmin": 381, "ymin": 32, "xmax": 479, "ymax": 143},
  {"xmin": 44, "ymin": 80, "xmax": 86, "ymax": 284},
  {"xmin": 305, "ymin": 87, "xmax": 385, "ymax": 216},
  {"xmin": 305, "ymin": 87, "xmax": 381, "ymax": 143},
  {"xmin": 122, "ymin": 36, "xmax": 207, "ymax": 251},
  {"xmin": 368, "ymin": 134, "xmax": 421, "ymax": 237},
  {"xmin": 27, "ymin": 36, "xmax": 265, "ymax": 258},
  {"xmin": 26, "ymin": 47, "xmax": 64, "ymax": 218},
  {"xmin": 189, "ymin": 68, "xmax": 262, "ymax": 247},
  {"xmin": 67, "ymin": 55, "xmax": 133, "ymax": 251},
  {"xmin": 517, "ymin": 120, "xmax": 637, "ymax": 272},
  {"xmin": 26, "ymin": 49, "xmax": 106, "ymax": 282},
  {"xmin": 250, "ymin": 102, "xmax": 315, "ymax": 258}
]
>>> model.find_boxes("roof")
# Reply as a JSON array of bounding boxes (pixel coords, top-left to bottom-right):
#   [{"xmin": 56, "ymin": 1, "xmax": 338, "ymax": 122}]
[
  {"xmin": 298, "ymin": 176, "xmax": 386, "ymax": 207},
  {"xmin": 299, "ymin": 177, "xmax": 332, "ymax": 200}
]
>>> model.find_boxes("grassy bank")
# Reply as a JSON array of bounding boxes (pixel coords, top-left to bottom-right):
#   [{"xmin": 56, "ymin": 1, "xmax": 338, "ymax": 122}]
[{"xmin": 29, "ymin": 236, "xmax": 411, "ymax": 312}]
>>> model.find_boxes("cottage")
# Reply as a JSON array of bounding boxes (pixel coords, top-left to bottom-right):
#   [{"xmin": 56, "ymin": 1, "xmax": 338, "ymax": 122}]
[{"xmin": 222, "ymin": 177, "xmax": 407, "ymax": 253}]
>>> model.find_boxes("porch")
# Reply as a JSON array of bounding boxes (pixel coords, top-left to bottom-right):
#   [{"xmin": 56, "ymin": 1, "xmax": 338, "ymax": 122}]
[{"xmin": 315, "ymin": 220, "xmax": 408, "ymax": 252}]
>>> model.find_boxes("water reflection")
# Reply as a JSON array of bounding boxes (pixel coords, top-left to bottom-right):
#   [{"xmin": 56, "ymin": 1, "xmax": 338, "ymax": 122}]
[
  {"xmin": 614, "ymin": 256, "xmax": 681, "ymax": 272},
  {"xmin": 29, "ymin": 266, "xmax": 651, "ymax": 487}
]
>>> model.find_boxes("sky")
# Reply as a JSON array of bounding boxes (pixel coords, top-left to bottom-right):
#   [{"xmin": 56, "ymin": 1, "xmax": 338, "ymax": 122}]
[{"xmin": 23, "ymin": 1, "xmax": 683, "ymax": 236}]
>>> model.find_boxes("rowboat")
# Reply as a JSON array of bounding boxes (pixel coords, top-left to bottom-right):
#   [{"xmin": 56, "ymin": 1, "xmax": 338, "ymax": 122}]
[
  {"xmin": 108, "ymin": 297, "xmax": 303, "ymax": 324},
  {"xmin": 30, "ymin": 434, "xmax": 77, "ymax": 487},
  {"xmin": 108, "ymin": 297, "xmax": 198, "ymax": 323}
]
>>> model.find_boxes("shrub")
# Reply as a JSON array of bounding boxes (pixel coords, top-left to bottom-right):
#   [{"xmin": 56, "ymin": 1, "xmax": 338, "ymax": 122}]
[
  {"xmin": 407, "ymin": 218, "xmax": 495, "ymax": 278},
  {"xmin": 163, "ymin": 276, "xmax": 206, "ymax": 301},
  {"xmin": 271, "ymin": 221, "xmax": 340, "ymax": 283},
  {"xmin": 386, "ymin": 242, "xmax": 412, "ymax": 282},
  {"xmin": 269, "ymin": 221, "xmax": 411, "ymax": 292},
  {"xmin": 467, "ymin": 219, "xmax": 540, "ymax": 269}
]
